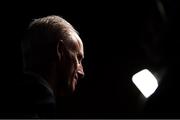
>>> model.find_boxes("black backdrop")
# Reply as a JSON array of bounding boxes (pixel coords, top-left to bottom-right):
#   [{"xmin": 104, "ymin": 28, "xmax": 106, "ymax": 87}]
[{"xmin": 1, "ymin": 0, "xmax": 180, "ymax": 118}]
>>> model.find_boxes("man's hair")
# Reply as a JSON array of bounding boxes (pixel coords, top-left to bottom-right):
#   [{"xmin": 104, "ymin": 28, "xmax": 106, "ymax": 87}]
[{"xmin": 22, "ymin": 15, "xmax": 77, "ymax": 72}]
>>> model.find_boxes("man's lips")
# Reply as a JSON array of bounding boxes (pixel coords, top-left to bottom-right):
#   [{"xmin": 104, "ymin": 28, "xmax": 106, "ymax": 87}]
[
  {"xmin": 73, "ymin": 74, "xmax": 78, "ymax": 86},
  {"xmin": 74, "ymin": 74, "xmax": 78, "ymax": 81},
  {"xmin": 73, "ymin": 75, "xmax": 78, "ymax": 91}
]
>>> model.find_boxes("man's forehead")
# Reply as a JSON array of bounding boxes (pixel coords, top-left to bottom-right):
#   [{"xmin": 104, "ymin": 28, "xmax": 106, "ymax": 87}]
[{"xmin": 64, "ymin": 30, "xmax": 84, "ymax": 54}]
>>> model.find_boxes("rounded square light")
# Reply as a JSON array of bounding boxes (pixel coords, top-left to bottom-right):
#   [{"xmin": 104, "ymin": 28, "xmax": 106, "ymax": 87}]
[{"xmin": 132, "ymin": 69, "xmax": 158, "ymax": 98}]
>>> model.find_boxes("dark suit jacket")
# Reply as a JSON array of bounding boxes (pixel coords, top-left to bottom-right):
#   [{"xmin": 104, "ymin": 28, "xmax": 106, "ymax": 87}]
[{"xmin": 8, "ymin": 72, "xmax": 56, "ymax": 118}]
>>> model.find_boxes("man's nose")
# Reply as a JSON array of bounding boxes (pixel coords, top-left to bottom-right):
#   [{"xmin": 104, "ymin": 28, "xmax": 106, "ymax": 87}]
[{"xmin": 77, "ymin": 64, "xmax": 84, "ymax": 79}]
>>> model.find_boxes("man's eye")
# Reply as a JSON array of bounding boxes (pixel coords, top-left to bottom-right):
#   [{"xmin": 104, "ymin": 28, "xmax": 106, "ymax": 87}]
[
  {"xmin": 77, "ymin": 54, "xmax": 82, "ymax": 61},
  {"xmin": 77, "ymin": 54, "xmax": 83, "ymax": 64}
]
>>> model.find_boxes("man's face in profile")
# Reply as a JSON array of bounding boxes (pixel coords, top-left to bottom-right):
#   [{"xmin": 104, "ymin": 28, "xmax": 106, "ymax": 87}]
[{"xmin": 58, "ymin": 30, "xmax": 84, "ymax": 94}]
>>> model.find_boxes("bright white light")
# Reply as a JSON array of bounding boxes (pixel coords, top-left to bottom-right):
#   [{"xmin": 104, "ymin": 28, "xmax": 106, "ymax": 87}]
[{"xmin": 132, "ymin": 69, "xmax": 158, "ymax": 98}]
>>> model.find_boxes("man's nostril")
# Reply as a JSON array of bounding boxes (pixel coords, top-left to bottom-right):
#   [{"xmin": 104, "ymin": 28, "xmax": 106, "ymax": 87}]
[{"xmin": 77, "ymin": 70, "xmax": 84, "ymax": 79}]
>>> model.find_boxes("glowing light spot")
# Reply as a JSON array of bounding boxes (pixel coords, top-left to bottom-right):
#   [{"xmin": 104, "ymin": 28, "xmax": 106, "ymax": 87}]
[{"xmin": 132, "ymin": 69, "xmax": 158, "ymax": 98}]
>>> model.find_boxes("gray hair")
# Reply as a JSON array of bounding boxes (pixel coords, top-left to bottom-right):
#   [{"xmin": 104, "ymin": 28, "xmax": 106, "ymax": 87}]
[{"xmin": 21, "ymin": 15, "xmax": 78, "ymax": 72}]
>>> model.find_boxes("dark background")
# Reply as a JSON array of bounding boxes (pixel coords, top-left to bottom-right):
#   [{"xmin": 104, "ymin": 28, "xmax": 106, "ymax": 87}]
[{"xmin": 1, "ymin": 0, "xmax": 180, "ymax": 118}]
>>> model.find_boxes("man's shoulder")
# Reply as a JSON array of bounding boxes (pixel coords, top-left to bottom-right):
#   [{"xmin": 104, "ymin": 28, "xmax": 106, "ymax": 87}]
[
  {"xmin": 20, "ymin": 72, "xmax": 54, "ymax": 100},
  {"xmin": 13, "ymin": 72, "xmax": 56, "ymax": 114}
]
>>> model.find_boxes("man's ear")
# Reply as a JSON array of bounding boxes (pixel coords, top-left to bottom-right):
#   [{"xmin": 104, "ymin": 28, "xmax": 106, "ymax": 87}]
[{"xmin": 57, "ymin": 40, "xmax": 65, "ymax": 61}]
